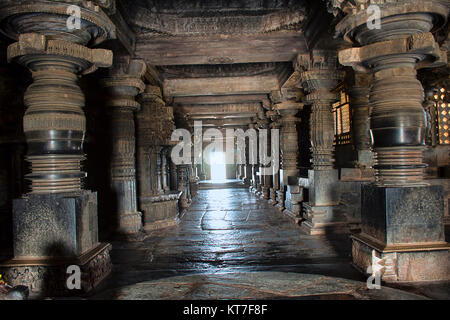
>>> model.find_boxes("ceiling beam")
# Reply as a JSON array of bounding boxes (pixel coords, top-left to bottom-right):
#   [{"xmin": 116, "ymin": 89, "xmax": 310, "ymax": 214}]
[
  {"xmin": 136, "ymin": 32, "xmax": 307, "ymax": 66},
  {"xmin": 176, "ymin": 104, "xmax": 260, "ymax": 115},
  {"xmin": 173, "ymin": 94, "xmax": 269, "ymax": 105},
  {"xmin": 163, "ymin": 75, "xmax": 279, "ymax": 97}
]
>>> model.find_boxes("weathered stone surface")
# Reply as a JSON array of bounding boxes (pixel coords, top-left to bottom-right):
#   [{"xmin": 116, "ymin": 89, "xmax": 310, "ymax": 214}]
[
  {"xmin": 12, "ymin": 191, "xmax": 98, "ymax": 258},
  {"xmin": 361, "ymin": 185, "xmax": 446, "ymax": 245},
  {"xmin": 0, "ymin": 243, "xmax": 112, "ymax": 298},
  {"xmin": 92, "ymin": 271, "xmax": 428, "ymax": 300}
]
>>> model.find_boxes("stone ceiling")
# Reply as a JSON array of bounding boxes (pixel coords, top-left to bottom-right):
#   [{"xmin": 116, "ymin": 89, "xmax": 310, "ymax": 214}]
[{"xmin": 117, "ymin": 0, "xmax": 330, "ymax": 130}]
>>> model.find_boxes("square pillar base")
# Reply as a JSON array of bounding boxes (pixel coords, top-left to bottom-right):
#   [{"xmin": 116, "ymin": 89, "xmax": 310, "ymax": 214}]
[
  {"xmin": 141, "ymin": 191, "xmax": 182, "ymax": 233},
  {"xmin": 300, "ymin": 202, "xmax": 349, "ymax": 235},
  {"xmin": 0, "ymin": 191, "xmax": 111, "ymax": 297},
  {"xmin": 283, "ymin": 185, "xmax": 303, "ymax": 224},
  {"xmin": 268, "ymin": 188, "xmax": 278, "ymax": 205},
  {"xmin": 352, "ymin": 184, "xmax": 450, "ymax": 282},
  {"xmin": 351, "ymin": 234, "xmax": 450, "ymax": 282}
]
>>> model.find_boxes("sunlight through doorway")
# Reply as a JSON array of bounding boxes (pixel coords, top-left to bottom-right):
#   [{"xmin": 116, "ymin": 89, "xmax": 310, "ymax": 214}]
[{"xmin": 210, "ymin": 151, "xmax": 226, "ymax": 181}]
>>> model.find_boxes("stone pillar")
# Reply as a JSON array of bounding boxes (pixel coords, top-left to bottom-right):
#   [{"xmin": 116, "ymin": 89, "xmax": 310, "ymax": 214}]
[
  {"xmin": 153, "ymin": 146, "xmax": 164, "ymax": 195},
  {"xmin": 348, "ymin": 72, "xmax": 374, "ymax": 169},
  {"xmin": 0, "ymin": 0, "xmax": 114, "ymax": 295},
  {"xmin": 268, "ymin": 114, "xmax": 281, "ymax": 205},
  {"xmin": 169, "ymin": 147, "xmax": 178, "ymax": 190},
  {"xmin": 274, "ymin": 101, "xmax": 302, "ymax": 212},
  {"xmin": 335, "ymin": 0, "xmax": 449, "ymax": 282},
  {"xmin": 161, "ymin": 147, "xmax": 170, "ymax": 192},
  {"xmin": 177, "ymin": 164, "xmax": 189, "ymax": 210},
  {"xmin": 102, "ymin": 57, "xmax": 146, "ymax": 239},
  {"xmin": 136, "ymin": 86, "xmax": 179, "ymax": 231},
  {"xmin": 243, "ymin": 135, "xmax": 252, "ymax": 187},
  {"xmin": 296, "ymin": 50, "xmax": 347, "ymax": 234},
  {"xmin": 257, "ymin": 118, "xmax": 271, "ymax": 199}
]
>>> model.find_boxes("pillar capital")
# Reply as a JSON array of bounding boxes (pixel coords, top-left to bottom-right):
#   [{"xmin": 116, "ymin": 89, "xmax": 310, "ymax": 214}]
[
  {"xmin": 0, "ymin": 0, "xmax": 115, "ymax": 46},
  {"xmin": 337, "ymin": 4, "xmax": 448, "ymax": 186},
  {"xmin": 102, "ymin": 57, "xmax": 146, "ymax": 112},
  {"xmin": 330, "ymin": 0, "xmax": 448, "ymax": 45}
]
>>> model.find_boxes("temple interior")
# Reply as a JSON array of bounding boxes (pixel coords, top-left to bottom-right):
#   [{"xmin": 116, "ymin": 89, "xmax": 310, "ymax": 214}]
[{"xmin": 0, "ymin": 0, "xmax": 449, "ymax": 300}]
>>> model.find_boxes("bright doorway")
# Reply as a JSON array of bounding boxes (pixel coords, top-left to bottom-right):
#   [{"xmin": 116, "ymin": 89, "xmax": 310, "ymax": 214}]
[{"xmin": 210, "ymin": 151, "xmax": 226, "ymax": 181}]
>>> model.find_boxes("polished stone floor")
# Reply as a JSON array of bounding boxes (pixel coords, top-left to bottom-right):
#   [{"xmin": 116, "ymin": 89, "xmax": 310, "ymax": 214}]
[{"xmin": 90, "ymin": 187, "xmax": 450, "ymax": 300}]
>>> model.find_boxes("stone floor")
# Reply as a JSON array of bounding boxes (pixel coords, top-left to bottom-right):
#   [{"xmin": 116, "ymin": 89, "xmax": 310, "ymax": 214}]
[{"xmin": 89, "ymin": 187, "xmax": 450, "ymax": 300}]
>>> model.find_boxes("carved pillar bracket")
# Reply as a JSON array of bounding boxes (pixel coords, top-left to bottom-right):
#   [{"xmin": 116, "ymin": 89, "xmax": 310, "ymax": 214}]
[
  {"xmin": 102, "ymin": 57, "xmax": 146, "ymax": 236},
  {"xmin": 297, "ymin": 50, "xmax": 345, "ymax": 171}
]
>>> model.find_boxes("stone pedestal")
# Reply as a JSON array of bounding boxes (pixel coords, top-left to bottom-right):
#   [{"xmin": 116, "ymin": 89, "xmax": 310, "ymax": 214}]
[
  {"xmin": 300, "ymin": 169, "xmax": 348, "ymax": 235},
  {"xmin": 283, "ymin": 184, "xmax": 303, "ymax": 223},
  {"xmin": 352, "ymin": 184, "xmax": 450, "ymax": 282},
  {"xmin": 0, "ymin": 191, "xmax": 112, "ymax": 296},
  {"xmin": 141, "ymin": 191, "xmax": 182, "ymax": 232}
]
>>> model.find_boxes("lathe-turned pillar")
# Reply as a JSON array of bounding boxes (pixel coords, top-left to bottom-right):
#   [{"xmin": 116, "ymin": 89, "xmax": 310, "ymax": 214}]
[
  {"xmin": 296, "ymin": 50, "xmax": 347, "ymax": 234},
  {"xmin": 274, "ymin": 101, "xmax": 302, "ymax": 212},
  {"xmin": 0, "ymin": 0, "xmax": 115, "ymax": 296},
  {"xmin": 348, "ymin": 72, "xmax": 374, "ymax": 170},
  {"xmin": 102, "ymin": 57, "xmax": 146, "ymax": 239},
  {"xmin": 335, "ymin": 0, "xmax": 450, "ymax": 282}
]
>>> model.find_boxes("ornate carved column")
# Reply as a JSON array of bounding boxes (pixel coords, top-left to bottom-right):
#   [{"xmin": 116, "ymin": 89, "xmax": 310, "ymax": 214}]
[
  {"xmin": 297, "ymin": 51, "xmax": 344, "ymax": 171},
  {"xmin": 296, "ymin": 50, "xmax": 347, "ymax": 234},
  {"xmin": 273, "ymin": 101, "xmax": 302, "ymax": 212},
  {"xmin": 136, "ymin": 85, "xmax": 179, "ymax": 231},
  {"xmin": 347, "ymin": 72, "xmax": 374, "ymax": 169},
  {"xmin": 102, "ymin": 57, "xmax": 146, "ymax": 238},
  {"xmin": 335, "ymin": 0, "xmax": 450, "ymax": 282},
  {"xmin": 0, "ymin": 0, "xmax": 115, "ymax": 295}
]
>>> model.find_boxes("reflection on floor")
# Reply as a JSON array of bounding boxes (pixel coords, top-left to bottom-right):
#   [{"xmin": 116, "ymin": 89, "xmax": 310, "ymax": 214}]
[{"xmin": 90, "ymin": 188, "xmax": 450, "ymax": 300}]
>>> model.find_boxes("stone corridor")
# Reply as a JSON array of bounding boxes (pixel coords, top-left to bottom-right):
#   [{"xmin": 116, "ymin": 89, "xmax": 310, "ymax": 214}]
[{"xmin": 90, "ymin": 187, "xmax": 450, "ymax": 300}]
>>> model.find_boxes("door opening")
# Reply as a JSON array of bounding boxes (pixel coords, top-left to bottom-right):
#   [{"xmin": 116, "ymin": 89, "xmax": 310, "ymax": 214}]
[{"xmin": 210, "ymin": 151, "xmax": 226, "ymax": 181}]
